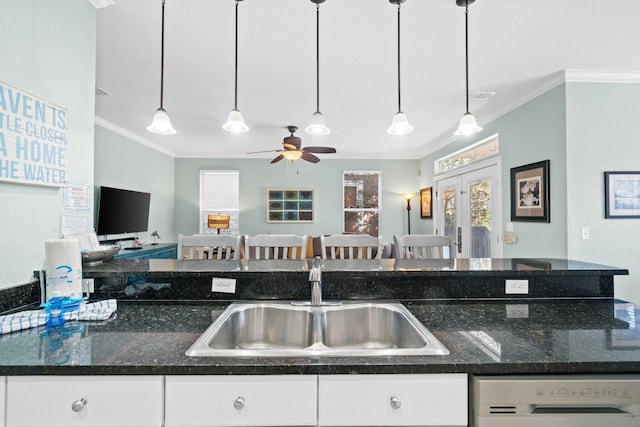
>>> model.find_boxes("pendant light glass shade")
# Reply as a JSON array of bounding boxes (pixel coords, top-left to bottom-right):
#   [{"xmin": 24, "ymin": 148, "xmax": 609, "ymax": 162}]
[
  {"xmin": 455, "ymin": 112, "xmax": 482, "ymax": 136},
  {"xmin": 147, "ymin": 108, "xmax": 176, "ymax": 134},
  {"xmin": 455, "ymin": 0, "xmax": 482, "ymax": 137},
  {"xmin": 306, "ymin": 0, "xmax": 330, "ymax": 136},
  {"xmin": 223, "ymin": 109, "xmax": 249, "ymax": 133},
  {"xmin": 282, "ymin": 150, "xmax": 303, "ymax": 161},
  {"xmin": 305, "ymin": 111, "xmax": 330, "ymax": 136},
  {"xmin": 387, "ymin": 112, "xmax": 414, "ymax": 136},
  {"xmin": 148, "ymin": 0, "xmax": 176, "ymax": 135},
  {"xmin": 223, "ymin": 0, "xmax": 249, "ymax": 133},
  {"xmin": 388, "ymin": 0, "xmax": 413, "ymax": 136}
]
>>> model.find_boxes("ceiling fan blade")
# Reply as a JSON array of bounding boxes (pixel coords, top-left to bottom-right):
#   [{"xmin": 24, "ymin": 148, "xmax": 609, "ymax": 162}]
[
  {"xmin": 302, "ymin": 146, "xmax": 336, "ymax": 154},
  {"xmin": 270, "ymin": 154, "xmax": 285, "ymax": 164},
  {"xmin": 301, "ymin": 152, "xmax": 321, "ymax": 163},
  {"xmin": 247, "ymin": 149, "xmax": 283, "ymax": 154}
]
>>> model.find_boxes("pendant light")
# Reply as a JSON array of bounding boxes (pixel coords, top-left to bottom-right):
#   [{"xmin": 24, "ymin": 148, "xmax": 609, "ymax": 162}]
[
  {"xmin": 147, "ymin": 0, "xmax": 177, "ymax": 135},
  {"xmin": 305, "ymin": 0, "xmax": 330, "ymax": 136},
  {"xmin": 387, "ymin": 0, "xmax": 413, "ymax": 136},
  {"xmin": 454, "ymin": 0, "xmax": 482, "ymax": 136},
  {"xmin": 223, "ymin": 0, "xmax": 249, "ymax": 133}
]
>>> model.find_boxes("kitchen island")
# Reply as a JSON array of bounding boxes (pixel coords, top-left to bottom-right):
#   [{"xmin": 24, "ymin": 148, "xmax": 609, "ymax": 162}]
[{"xmin": 0, "ymin": 257, "xmax": 637, "ymax": 375}]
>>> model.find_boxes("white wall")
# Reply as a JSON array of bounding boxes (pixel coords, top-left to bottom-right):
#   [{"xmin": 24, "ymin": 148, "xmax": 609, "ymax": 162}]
[
  {"xmin": 0, "ymin": 0, "xmax": 96, "ymax": 290},
  {"xmin": 566, "ymin": 82, "xmax": 640, "ymax": 304}
]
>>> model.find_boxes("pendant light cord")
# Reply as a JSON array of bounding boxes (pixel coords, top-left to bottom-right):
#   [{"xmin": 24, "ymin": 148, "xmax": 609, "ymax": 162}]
[
  {"xmin": 234, "ymin": 0, "xmax": 239, "ymax": 111},
  {"xmin": 159, "ymin": 0, "xmax": 166, "ymax": 110},
  {"xmin": 396, "ymin": 2, "xmax": 402, "ymax": 113},
  {"xmin": 464, "ymin": 2, "xmax": 470, "ymax": 114},
  {"xmin": 315, "ymin": 3, "xmax": 320, "ymax": 113}
]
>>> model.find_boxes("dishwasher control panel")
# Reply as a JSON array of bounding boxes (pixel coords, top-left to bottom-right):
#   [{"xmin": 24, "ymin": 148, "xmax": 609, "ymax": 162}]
[{"xmin": 472, "ymin": 375, "xmax": 640, "ymax": 427}]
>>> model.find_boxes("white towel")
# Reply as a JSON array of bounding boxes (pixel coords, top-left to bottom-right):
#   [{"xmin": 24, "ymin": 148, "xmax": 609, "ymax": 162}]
[{"xmin": 0, "ymin": 299, "xmax": 117, "ymax": 335}]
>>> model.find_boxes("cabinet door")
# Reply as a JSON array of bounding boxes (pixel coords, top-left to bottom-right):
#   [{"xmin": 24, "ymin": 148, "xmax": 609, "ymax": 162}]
[
  {"xmin": 165, "ymin": 375, "xmax": 317, "ymax": 427},
  {"xmin": 6, "ymin": 376, "xmax": 163, "ymax": 427},
  {"xmin": 319, "ymin": 374, "xmax": 467, "ymax": 426},
  {"xmin": 0, "ymin": 377, "xmax": 5, "ymax": 427}
]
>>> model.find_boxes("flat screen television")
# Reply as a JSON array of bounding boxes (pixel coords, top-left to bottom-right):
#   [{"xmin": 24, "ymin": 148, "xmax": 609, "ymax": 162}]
[{"xmin": 96, "ymin": 186, "xmax": 151, "ymax": 236}]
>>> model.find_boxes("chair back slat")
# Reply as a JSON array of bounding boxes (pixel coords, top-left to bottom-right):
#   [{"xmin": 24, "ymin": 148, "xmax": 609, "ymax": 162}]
[
  {"xmin": 393, "ymin": 234, "xmax": 454, "ymax": 259},
  {"xmin": 178, "ymin": 234, "xmax": 241, "ymax": 260},
  {"xmin": 244, "ymin": 234, "xmax": 308, "ymax": 260},
  {"xmin": 320, "ymin": 234, "xmax": 382, "ymax": 260}
]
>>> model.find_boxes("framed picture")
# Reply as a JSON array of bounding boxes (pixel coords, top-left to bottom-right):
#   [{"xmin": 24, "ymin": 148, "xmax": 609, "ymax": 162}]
[
  {"xmin": 604, "ymin": 171, "xmax": 640, "ymax": 218},
  {"xmin": 510, "ymin": 160, "xmax": 550, "ymax": 222},
  {"xmin": 267, "ymin": 188, "xmax": 314, "ymax": 223},
  {"xmin": 420, "ymin": 187, "xmax": 432, "ymax": 219}
]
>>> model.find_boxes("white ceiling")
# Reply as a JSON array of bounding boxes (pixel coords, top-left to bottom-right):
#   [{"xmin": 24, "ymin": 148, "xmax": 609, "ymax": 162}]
[{"xmin": 95, "ymin": 0, "xmax": 640, "ymax": 160}]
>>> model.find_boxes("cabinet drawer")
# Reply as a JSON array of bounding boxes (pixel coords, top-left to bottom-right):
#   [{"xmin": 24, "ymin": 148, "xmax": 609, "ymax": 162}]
[
  {"xmin": 318, "ymin": 374, "xmax": 467, "ymax": 426},
  {"xmin": 6, "ymin": 376, "xmax": 163, "ymax": 427},
  {"xmin": 165, "ymin": 375, "xmax": 317, "ymax": 427}
]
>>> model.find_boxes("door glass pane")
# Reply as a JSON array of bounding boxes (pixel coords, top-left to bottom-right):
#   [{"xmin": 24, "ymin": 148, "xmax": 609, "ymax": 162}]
[
  {"xmin": 441, "ymin": 186, "xmax": 457, "ymax": 240},
  {"xmin": 469, "ymin": 180, "xmax": 491, "ymax": 258}
]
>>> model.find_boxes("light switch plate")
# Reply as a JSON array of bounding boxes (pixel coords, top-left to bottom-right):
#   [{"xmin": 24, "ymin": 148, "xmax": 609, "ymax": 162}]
[{"xmin": 505, "ymin": 279, "xmax": 528, "ymax": 294}]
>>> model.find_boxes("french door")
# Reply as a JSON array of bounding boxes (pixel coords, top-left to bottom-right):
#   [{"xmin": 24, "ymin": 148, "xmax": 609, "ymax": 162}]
[{"xmin": 435, "ymin": 159, "xmax": 502, "ymax": 258}]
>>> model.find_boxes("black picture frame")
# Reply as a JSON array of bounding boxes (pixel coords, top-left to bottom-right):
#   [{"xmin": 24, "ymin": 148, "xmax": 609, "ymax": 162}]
[
  {"xmin": 604, "ymin": 171, "xmax": 640, "ymax": 218},
  {"xmin": 420, "ymin": 187, "xmax": 432, "ymax": 219},
  {"xmin": 510, "ymin": 160, "xmax": 550, "ymax": 222}
]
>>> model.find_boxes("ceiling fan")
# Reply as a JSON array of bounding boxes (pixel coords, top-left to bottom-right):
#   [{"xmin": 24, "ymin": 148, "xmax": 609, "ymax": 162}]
[{"xmin": 248, "ymin": 126, "xmax": 336, "ymax": 164}]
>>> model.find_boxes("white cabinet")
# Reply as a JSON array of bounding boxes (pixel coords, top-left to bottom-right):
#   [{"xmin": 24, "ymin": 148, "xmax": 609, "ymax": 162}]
[
  {"xmin": 5, "ymin": 376, "xmax": 163, "ymax": 427},
  {"xmin": 165, "ymin": 375, "xmax": 317, "ymax": 427},
  {"xmin": 318, "ymin": 374, "xmax": 468, "ymax": 427},
  {"xmin": 0, "ymin": 377, "xmax": 6, "ymax": 427}
]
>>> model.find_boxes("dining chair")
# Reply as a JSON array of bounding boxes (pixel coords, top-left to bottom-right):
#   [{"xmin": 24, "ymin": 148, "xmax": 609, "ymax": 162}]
[
  {"xmin": 178, "ymin": 234, "xmax": 242, "ymax": 260},
  {"xmin": 320, "ymin": 234, "xmax": 383, "ymax": 259},
  {"xmin": 393, "ymin": 234, "xmax": 454, "ymax": 259},
  {"xmin": 244, "ymin": 234, "xmax": 309, "ymax": 260}
]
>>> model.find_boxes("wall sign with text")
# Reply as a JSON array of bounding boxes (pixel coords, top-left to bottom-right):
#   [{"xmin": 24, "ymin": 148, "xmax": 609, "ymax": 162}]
[{"xmin": 0, "ymin": 82, "xmax": 68, "ymax": 187}]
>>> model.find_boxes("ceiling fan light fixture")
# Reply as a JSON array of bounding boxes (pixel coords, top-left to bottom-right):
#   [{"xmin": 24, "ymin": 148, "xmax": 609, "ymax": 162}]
[
  {"xmin": 455, "ymin": 112, "xmax": 482, "ymax": 136},
  {"xmin": 282, "ymin": 150, "xmax": 303, "ymax": 161},
  {"xmin": 147, "ymin": 108, "xmax": 176, "ymax": 135},
  {"xmin": 222, "ymin": 109, "xmax": 249, "ymax": 133},
  {"xmin": 305, "ymin": 111, "xmax": 330, "ymax": 136},
  {"xmin": 387, "ymin": 111, "xmax": 414, "ymax": 136}
]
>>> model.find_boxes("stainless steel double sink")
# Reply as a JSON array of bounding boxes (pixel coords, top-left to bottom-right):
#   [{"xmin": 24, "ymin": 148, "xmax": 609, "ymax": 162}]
[{"xmin": 186, "ymin": 301, "xmax": 449, "ymax": 357}]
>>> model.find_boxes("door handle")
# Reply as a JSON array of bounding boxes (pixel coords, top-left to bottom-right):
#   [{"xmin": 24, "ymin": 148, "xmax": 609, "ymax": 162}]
[{"xmin": 457, "ymin": 227, "xmax": 462, "ymax": 254}]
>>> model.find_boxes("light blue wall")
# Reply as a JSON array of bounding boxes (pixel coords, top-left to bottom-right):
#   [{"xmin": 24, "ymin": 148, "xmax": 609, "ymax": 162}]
[
  {"xmin": 175, "ymin": 158, "xmax": 420, "ymax": 243},
  {"xmin": 94, "ymin": 125, "xmax": 176, "ymax": 244},
  {"xmin": 566, "ymin": 82, "xmax": 640, "ymax": 304},
  {"xmin": 0, "ymin": 0, "xmax": 96, "ymax": 290},
  {"xmin": 419, "ymin": 85, "xmax": 568, "ymax": 258}
]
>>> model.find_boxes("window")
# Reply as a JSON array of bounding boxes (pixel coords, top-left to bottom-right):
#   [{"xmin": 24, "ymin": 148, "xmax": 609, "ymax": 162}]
[
  {"xmin": 435, "ymin": 134, "xmax": 500, "ymax": 174},
  {"xmin": 343, "ymin": 171, "xmax": 381, "ymax": 236},
  {"xmin": 199, "ymin": 170, "xmax": 239, "ymax": 235}
]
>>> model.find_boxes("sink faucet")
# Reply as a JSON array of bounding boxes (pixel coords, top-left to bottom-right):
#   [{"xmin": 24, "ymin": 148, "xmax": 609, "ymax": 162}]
[{"xmin": 309, "ymin": 256, "xmax": 322, "ymax": 305}]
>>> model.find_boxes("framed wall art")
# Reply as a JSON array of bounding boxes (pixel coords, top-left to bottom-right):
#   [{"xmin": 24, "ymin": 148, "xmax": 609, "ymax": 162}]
[
  {"xmin": 267, "ymin": 188, "xmax": 314, "ymax": 223},
  {"xmin": 605, "ymin": 171, "xmax": 640, "ymax": 218},
  {"xmin": 420, "ymin": 187, "xmax": 432, "ymax": 219},
  {"xmin": 510, "ymin": 160, "xmax": 550, "ymax": 222}
]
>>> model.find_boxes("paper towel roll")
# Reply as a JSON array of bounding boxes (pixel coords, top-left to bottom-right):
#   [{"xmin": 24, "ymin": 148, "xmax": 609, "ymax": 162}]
[{"xmin": 45, "ymin": 238, "xmax": 83, "ymax": 301}]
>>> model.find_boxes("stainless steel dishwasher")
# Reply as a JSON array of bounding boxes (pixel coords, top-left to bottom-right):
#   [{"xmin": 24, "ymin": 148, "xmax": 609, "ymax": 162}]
[{"xmin": 471, "ymin": 375, "xmax": 640, "ymax": 426}]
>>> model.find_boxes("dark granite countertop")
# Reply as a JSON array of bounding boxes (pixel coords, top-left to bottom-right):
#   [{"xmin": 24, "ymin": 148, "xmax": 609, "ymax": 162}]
[{"xmin": 1, "ymin": 298, "xmax": 639, "ymax": 376}]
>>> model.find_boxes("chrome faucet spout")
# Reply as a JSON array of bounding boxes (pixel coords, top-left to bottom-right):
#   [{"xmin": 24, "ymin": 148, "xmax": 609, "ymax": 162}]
[{"xmin": 309, "ymin": 256, "xmax": 322, "ymax": 305}]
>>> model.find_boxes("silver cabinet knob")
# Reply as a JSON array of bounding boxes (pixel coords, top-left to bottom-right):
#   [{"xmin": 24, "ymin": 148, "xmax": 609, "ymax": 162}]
[
  {"xmin": 234, "ymin": 396, "xmax": 245, "ymax": 410},
  {"xmin": 71, "ymin": 398, "xmax": 87, "ymax": 412},
  {"xmin": 390, "ymin": 396, "xmax": 401, "ymax": 410}
]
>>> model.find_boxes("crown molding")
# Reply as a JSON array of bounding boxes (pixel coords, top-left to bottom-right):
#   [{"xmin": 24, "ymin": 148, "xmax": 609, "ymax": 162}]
[{"xmin": 94, "ymin": 116, "xmax": 176, "ymax": 158}]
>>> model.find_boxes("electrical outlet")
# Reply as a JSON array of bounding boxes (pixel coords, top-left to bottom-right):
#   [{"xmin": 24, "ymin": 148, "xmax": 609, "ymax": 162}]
[
  {"xmin": 506, "ymin": 304, "xmax": 529, "ymax": 318},
  {"xmin": 505, "ymin": 279, "xmax": 528, "ymax": 294},
  {"xmin": 211, "ymin": 277, "xmax": 236, "ymax": 294},
  {"xmin": 581, "ymin": 227, "xmax": 590, "ymax": 240},
  {"xmin": 82, "ymin": 278, "xmax": 94, "ymax": 293}
]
